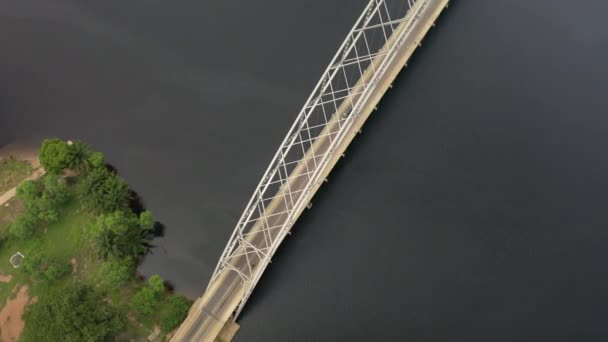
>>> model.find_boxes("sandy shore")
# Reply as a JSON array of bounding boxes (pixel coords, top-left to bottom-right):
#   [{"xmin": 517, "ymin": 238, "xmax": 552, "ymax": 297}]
[
  {"xmin": 0, "ymin": 143, "xmax": 45, "ymax": 207},
  {"xmin": 0, "ymin": 143, "xmax": 41, "ymax": 168}
]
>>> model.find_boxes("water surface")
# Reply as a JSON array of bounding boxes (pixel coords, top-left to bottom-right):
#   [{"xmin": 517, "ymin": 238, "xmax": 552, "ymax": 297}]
[{"xmin": 1, "ymin": 0, "xmax": 608, "ymax": 340}]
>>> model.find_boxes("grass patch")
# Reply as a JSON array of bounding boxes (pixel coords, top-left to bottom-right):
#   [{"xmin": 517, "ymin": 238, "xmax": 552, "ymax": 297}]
[
  {"xmin": 0, "ymin": 198, "xmax": 23, "ymax": 232},
  {"xmin": 0, "ymin": 198, "xmax": 93, "ymax": 299},
  {"xmin": 0, "ymin": 157, "xmax": 33, "ymax": 194}
]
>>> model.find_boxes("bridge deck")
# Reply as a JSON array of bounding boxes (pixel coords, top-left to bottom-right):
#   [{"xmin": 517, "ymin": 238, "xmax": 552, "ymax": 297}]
[{"xmin": 172, "ymin": 0, "xmax": 449, "ymax": 340}]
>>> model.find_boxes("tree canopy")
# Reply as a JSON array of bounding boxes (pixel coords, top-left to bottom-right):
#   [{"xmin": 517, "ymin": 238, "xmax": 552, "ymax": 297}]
[
  {"xmin": 92, "ymin": 210, "xmax": 152, "ymax": 260},
  {"xmin": 39, "ymin": 139, "xmax": 70, "ymax": 174},
  {"xmin": 22, "ymin": 283, "xmax": 124, "ymax": 342},
  {"xmin": 96, "ymin": 258, "xmax": 135, "ymax": 291},
  {"xmin": 78, "ymin": 167, "xmax": 131, "ymax": 214},
  {"xmin": 148, "ymin": 274, "xmax": 165, "ymax": 295},
  {"xmin": 66, "ymin": 140, "xmax": 93, "ymax": 172},
  {"xmin": 11, "ymin": 175, "xmax": 69, "ymax": 238},
  {"xmin": 22, "ymin": 255, "xmax": 71, "ymax": 282},
  {"xmin": 131, "ymin": 286, "xmax": 158, "ymax": 316},
  {"xmin": 131, "ymin": 274, "xmax": 166, "ymax": 317}
]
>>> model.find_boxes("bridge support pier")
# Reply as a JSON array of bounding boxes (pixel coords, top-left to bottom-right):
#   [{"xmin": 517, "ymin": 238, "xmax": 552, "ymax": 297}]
[{"xmin": 215, "ymin": 321, "xmax": 240, "ymax": 342}]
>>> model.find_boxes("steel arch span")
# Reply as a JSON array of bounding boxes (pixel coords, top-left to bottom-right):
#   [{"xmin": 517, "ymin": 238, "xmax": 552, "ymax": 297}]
[{"xmin": 173, "ymin": 0, "xmax": 450, "ymax": 340}]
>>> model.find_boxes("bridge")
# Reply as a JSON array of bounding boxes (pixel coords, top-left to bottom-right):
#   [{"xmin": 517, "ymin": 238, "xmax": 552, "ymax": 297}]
[{"xmin": 172, "ymin": 0, "xmax": 450, "ymax": 340}]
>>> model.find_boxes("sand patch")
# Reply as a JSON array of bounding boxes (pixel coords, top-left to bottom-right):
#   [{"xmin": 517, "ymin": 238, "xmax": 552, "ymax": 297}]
[
  {"xmin": 0, "ymin": 143, "xmax": 40, "ymax": 168},
  {"xmin": 0, "ymin": 285, "xmax": 30, "ymax": 342},
  {"xmin": 0, "ymin": 274, "xmax": 12, "ymax": 283},
  {"xmin": 71, "ymin": 257, "xmax": 78, "ymax": 274}
]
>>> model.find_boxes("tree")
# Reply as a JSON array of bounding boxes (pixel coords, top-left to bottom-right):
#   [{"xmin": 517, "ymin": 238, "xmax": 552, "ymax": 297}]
[
  {"xmin": 88, "ymin": 151, "xmax": 105, "ymax": 169},
  {"xmin": 16, "ymin": 176, "xmax": 67, "ymax": 226},
  {"xmin": 16, "ymin": 180, "xmax": 41, "ymax": 204},
  {"xmin": 159, "ymin": 295, "xmax": 191, "ymax": 332},
  {"xmin": 42, "ymin": 174, "xmax": 69, "ymax": 205},
  {"xmin": 9, "ymin": 213, "xmax": 37, "ymax": 239},
  {"xmin": 139, "ymin": 210, "xmax": 155, "ymax": 230},
  {"xmin": 78, "ymin": 167, "xmax": 130, "ymax": 214},
  {"xmin": 131, "ymin": 286, "xmax": 158, "ymax": 316},
  {"xmin": 22, "ymin": 255, "xmax": 71, "ymax": 282},
  {"xmin": 39, "ymin": 139, "xmax": 70, "ymax": 174},
  {"xmin": 148, "ymin": 274, "xmax": 165, "ymax": 295},
  {"xmin": 22, "ymin": 283, "xmax": 123, "ymax": 342},
  {"xmin": 66, "ymin": 140, "xmax": 93, "ymax": 172},
  {"xmin": 92, "ymin": 211, "xmax": 152, "ymax": 259},
  {"xmin": 96, "ymin": 258, "xmax": 135, "ymax": 290}
]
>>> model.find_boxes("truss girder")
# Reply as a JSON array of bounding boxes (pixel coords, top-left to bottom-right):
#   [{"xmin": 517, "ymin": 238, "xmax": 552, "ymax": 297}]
[{"xmin": 209, "ymin": 0, "xmax": 434, "ymax": 318}]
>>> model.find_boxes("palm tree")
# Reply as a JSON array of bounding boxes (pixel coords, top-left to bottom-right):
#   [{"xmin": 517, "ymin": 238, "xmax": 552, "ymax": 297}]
[
  {"xmin": 66, "ymin": 141, "xmax": 93, "ymax": 173},
  {"xmin": 79, "ymin": 168, "xmax": 130, "ymax": 214},
  {"xmin": 95, "ymin": 228, "xmax": 119, "ymax": 260},
  {"xmin": 99, "ymin": 176, "xmax": 131, "ymax": 213}
]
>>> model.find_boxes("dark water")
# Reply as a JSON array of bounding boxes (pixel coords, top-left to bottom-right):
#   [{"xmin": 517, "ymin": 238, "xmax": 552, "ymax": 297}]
[{"xmin": 2, "ymin": 0, "xmax": 608, "ymax": 341}]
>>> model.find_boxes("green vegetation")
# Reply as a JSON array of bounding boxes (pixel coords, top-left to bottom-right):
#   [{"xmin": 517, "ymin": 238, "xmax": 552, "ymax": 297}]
[
  {"xmin": 78, "ymin": 167, "xmax": 131, "ymax": 214},
  {"xmin": 12, "ymin": 174, "xmax": 69, "ymax": 235},
  {"xmin": 0, "ymin": 139, "xmax": 191, "ymax": 341},
  {"xmin": 91, "ymin": 210, "xmax": 152, "ymax": 260},
  {"xmin": 21, "ymin": 254, "xmax": 71, "ymax": 282},
  {"xmin": 39, "ymin": 139, "xmax": 70, "ymax": 174},
  {"xmin": 159, "ymin": 294, "xmax": 191, "ymax": 332},
  {"xmin": 22, "ymin": 283, "xmax": 124, "ymax": 342},
  {"xmin": 0, "ymin": 156, "xmax": 33, "ymax": 193}
]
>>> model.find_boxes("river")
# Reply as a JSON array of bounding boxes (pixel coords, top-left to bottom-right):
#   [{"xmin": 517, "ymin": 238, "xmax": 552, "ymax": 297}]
[{"xmin": 2, "ymin": 0, "xmax": 608, "ymax": 340}]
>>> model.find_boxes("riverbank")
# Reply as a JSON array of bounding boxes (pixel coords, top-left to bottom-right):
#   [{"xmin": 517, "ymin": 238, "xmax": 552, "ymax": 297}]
[
  {"xmin": 0, "ymin": 139, "xmax": 191, "ymax": 341},
  {"xmin": 0, "ymin": 143, "xmax": 45, "ymax": 204}
]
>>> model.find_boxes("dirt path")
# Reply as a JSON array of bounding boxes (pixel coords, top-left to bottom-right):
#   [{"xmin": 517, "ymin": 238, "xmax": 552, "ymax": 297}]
[
  {"xmin": 0, "ymin": 143, "xmax": 46, "ymax": 207},
  {"xmin": 0, "ymin": 285, "xmax": 30, "ymax": 342},
  {"xmin": 0, "ymin": 274, "xmax": 13, "ymax": 283}
]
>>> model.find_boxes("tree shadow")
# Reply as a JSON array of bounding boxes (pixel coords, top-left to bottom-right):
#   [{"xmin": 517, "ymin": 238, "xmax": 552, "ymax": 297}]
[
  {"xmin": 129, "ymin": 190, "xmax": 146, "ymax": 216},
  {"xmin": 151, "ymin": 221, "xmax": 166, "ymax": 238},
  {"xmin": 104, "ymin": 163, "xmax": 119, "ymax": 174}
]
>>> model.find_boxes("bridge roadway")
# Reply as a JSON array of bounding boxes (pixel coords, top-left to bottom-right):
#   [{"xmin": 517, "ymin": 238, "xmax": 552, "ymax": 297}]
[{"xmin": 172, "ymin": 0, "xmax": 449, "ymax": 340}]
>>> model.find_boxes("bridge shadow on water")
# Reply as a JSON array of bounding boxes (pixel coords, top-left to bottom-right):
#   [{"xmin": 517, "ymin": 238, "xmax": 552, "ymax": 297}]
[{"xmin": 238, "ymin": 3, "xmax": 457, "ymax": 321}]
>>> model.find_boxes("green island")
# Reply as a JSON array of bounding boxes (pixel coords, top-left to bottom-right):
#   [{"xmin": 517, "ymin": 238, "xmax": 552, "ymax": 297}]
[{"xmin": 0, "ymin": 139, "xmax": 191, "ymax": 341}]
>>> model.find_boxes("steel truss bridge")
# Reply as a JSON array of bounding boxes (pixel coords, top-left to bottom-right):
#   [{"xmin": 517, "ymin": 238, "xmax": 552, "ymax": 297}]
[{"xmin": 173, "ymin": 0, "xmax": 450, "ymax": 340}]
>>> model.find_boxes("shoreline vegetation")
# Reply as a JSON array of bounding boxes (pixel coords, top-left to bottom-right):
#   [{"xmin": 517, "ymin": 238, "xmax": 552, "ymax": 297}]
[{"xmin": 0, "ymin": 139, "xmax": 192, "ymax": 341}]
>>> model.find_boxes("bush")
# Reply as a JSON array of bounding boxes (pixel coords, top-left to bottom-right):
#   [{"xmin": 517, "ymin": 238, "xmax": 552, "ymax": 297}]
[
  {"xmin": 9, "ymin": 213, "xmax": 37, "ymax": 239},
  {"xmin": 16, "ymin": 180, "xmax": 41, "ymax": 204},
  {"xmin": 131, "ymin": 286, "xmax": 158, "ymax": 316},
  {"xmin": 42, "ymin": 174, "xmax": 69, "ymax": 205},
  {"xmin": 88, "ymin": 152, "xmax": 105, "ymax": 169},
  {"xmin": 97, "ymin": 259, "xmax": 135, "ymax": 290},
  {"xmin": 159, "ymin": 295, "xmax": 191, "ymax": 332},
  {"xmin": 44, "ymin": 262, "xmax": 72, "ymax": 282},
  {"xmin": 22, "ymin": 283, "xmax": 124, "ymax": 342},
  {"xmin": 139, "ymin": 211, "xmax": 154, "ymax": 230},
  {"xmin": 22, "ymin": 255, "xmax": 71, "ymax": 282},
  {"xmin": 148, "ymin": 274, "xmax": 165, "ymax": 295}
]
